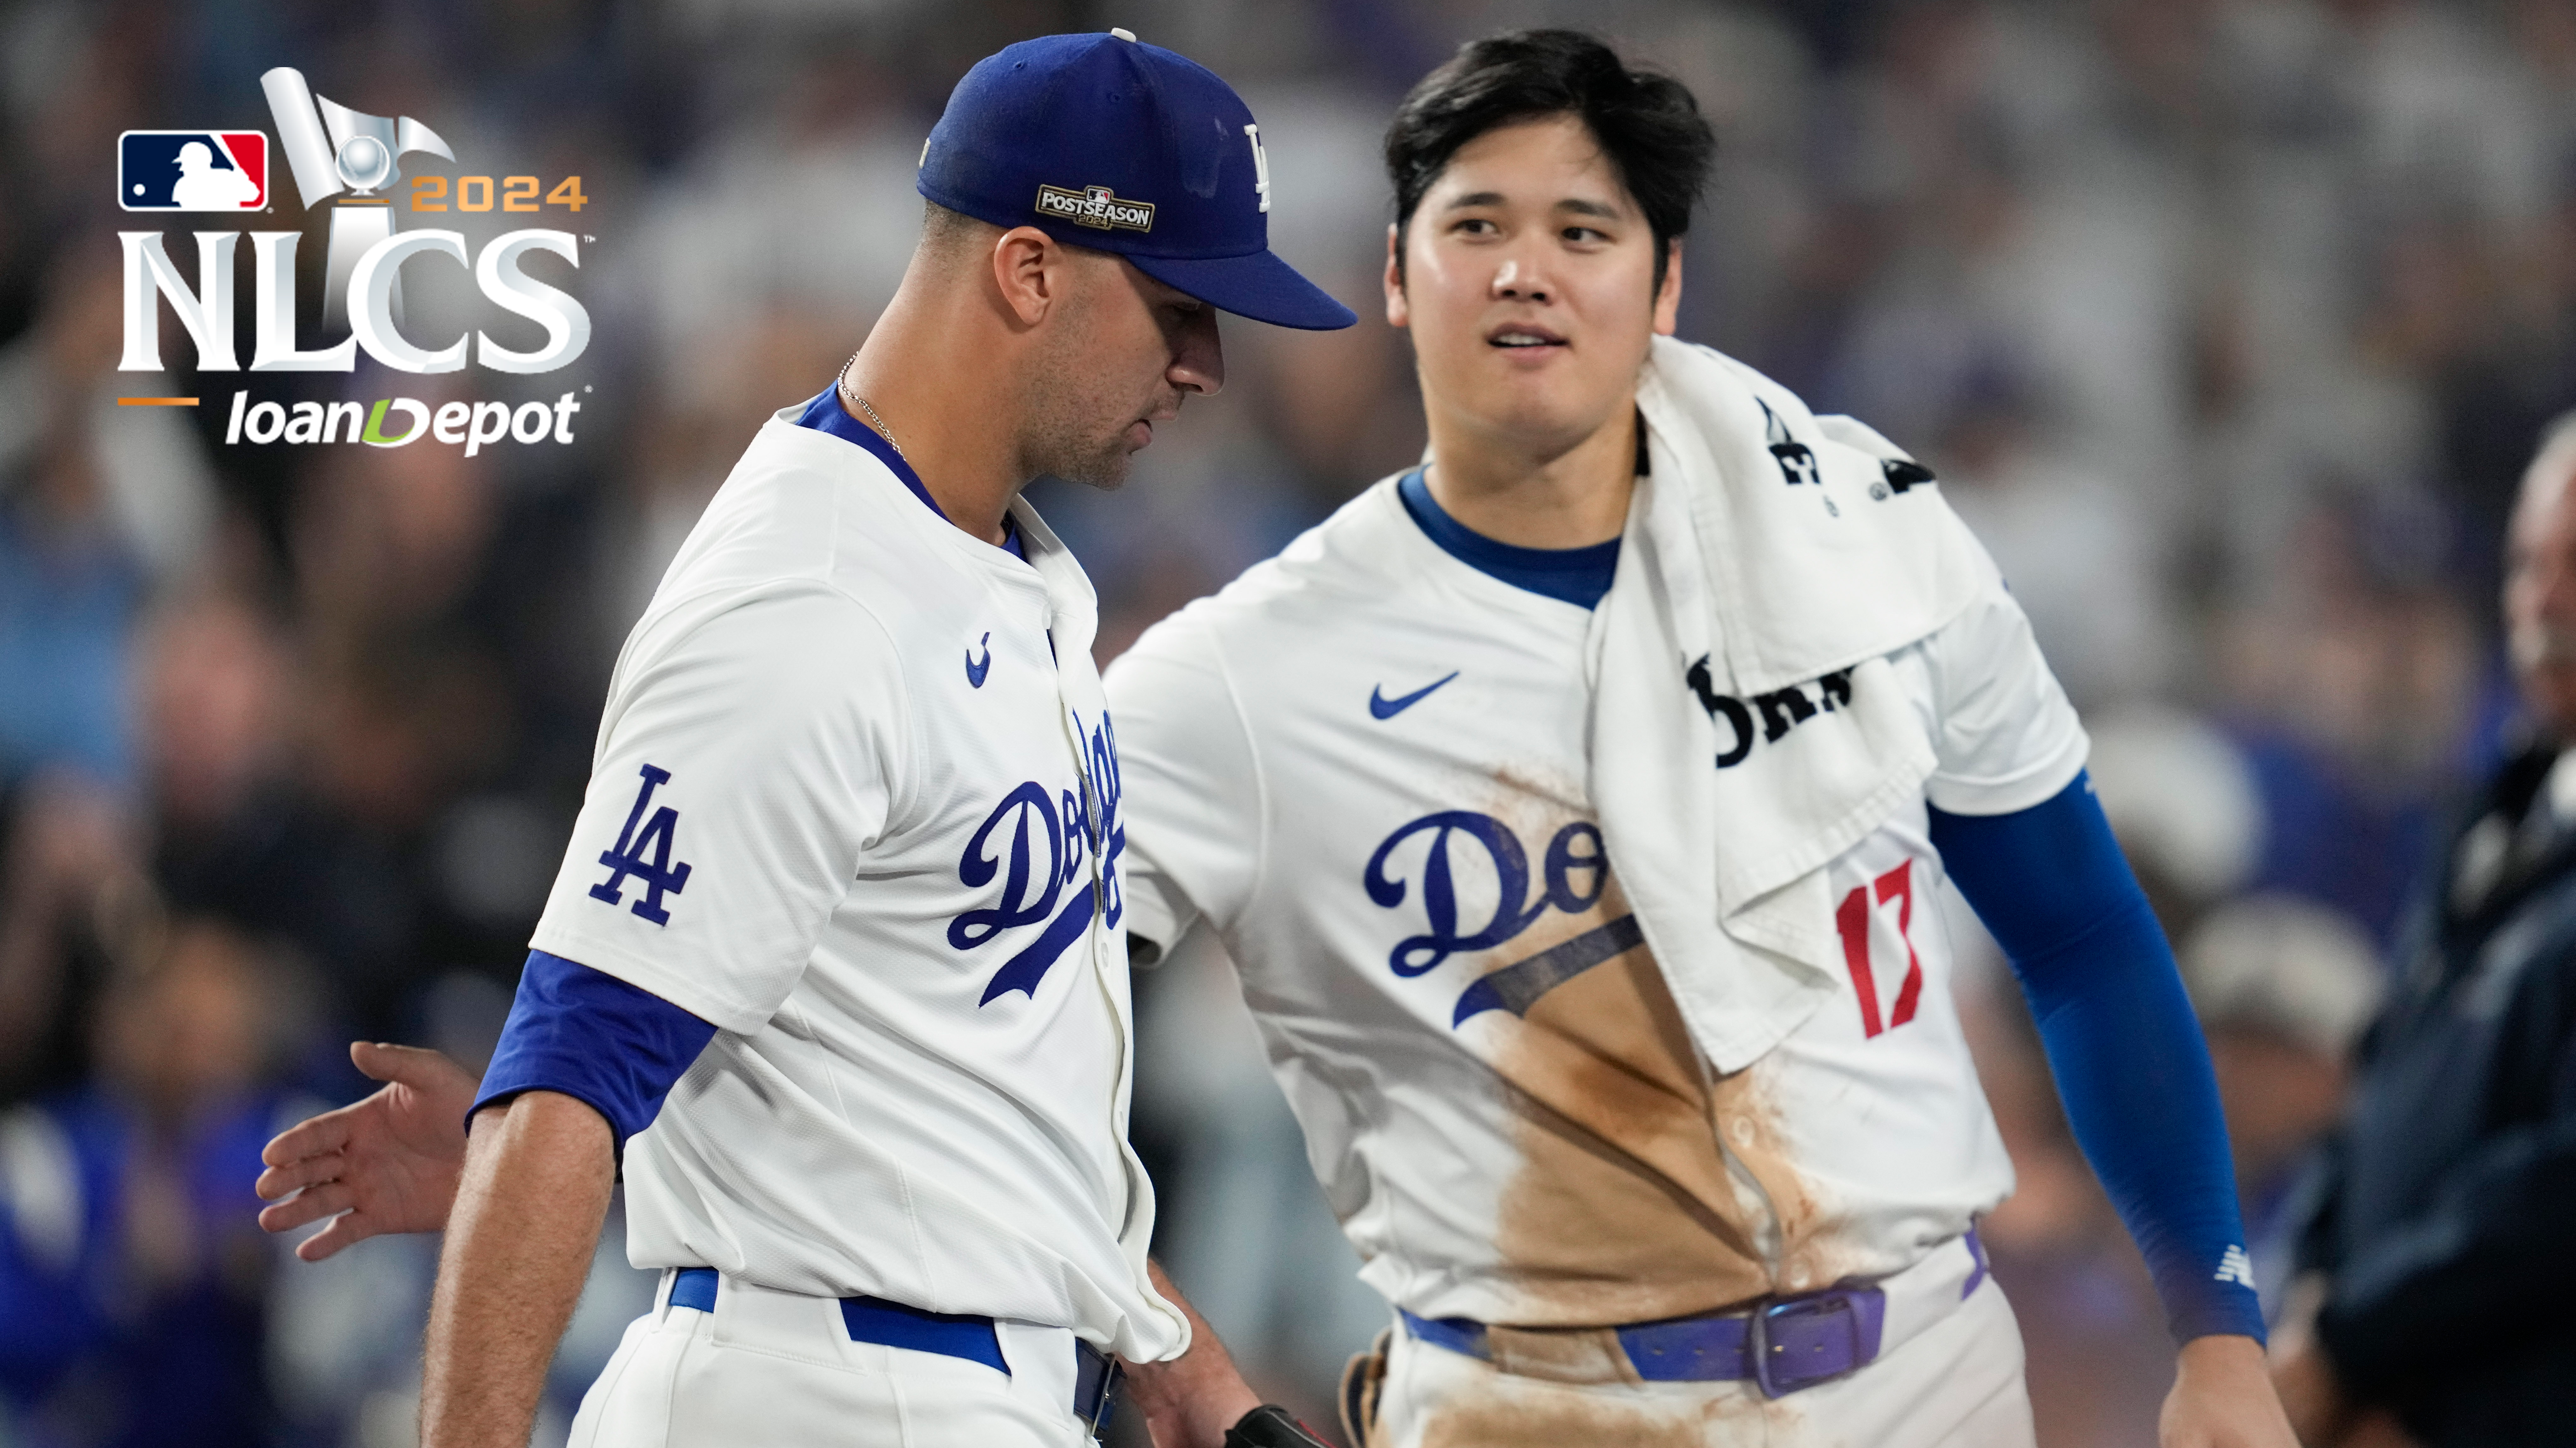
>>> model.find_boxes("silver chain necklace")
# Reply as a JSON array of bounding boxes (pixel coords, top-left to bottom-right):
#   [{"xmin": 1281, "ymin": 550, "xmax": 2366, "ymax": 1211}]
[{"xmin": 836, "ymin": 351, "xmax": 906, "ymax": 464}]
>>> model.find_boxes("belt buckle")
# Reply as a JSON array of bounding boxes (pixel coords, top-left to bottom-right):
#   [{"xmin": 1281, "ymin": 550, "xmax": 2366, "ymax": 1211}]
[
  {"xmin": 1746, "ymin": 1292, "xmax": 1861, "ymax": 1399},
  {"xmin": 1081, "ymin": 1352, "xmax": 1124, "ymax": 1440}
]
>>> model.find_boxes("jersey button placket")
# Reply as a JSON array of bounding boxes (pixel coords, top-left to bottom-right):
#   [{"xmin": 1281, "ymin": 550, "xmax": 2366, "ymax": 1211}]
[
  {"xmin": 1051, "ymin": 667, "xmax": 1135, "ymax": 1205},
  {"xmin": 1706, "ymin": 1093, "xmax": 1792, "ymax": 1296}
]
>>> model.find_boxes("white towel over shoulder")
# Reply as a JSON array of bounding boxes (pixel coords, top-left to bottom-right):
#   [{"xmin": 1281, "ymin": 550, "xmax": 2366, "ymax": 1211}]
[{"xmin": 1589, "ymin": 336, "xmax": 2000, "ymax": 1072}]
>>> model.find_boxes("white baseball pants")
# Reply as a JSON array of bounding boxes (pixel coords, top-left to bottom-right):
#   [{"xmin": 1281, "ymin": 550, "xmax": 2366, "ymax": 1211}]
[{"xmin": 567, "ymin": 1273, "xmax": 1100, "ymax": 1448}]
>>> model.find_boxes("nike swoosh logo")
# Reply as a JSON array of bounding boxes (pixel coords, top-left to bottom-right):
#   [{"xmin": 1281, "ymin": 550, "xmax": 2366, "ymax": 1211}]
[
  {"xmin": 965, "ymin": 632, "xmax": 992, "ymax": 689},
  {"xmin": 1369, "ymin": 671, "xmax": 1459, "ymax": 720}
]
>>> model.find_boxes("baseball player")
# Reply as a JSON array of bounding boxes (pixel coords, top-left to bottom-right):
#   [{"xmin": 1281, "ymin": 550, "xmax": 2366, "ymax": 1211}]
[
  {"xmin": 259, "ymin": 32, "xmax": 1353, "ymax": 1448},
  {"xmin": 1099, "ymin": 32, "xmax": 2298, "ymax": 1448},
  {"xmin": 263, "ymin": 27, "xmax": 2299, "ymax": 1448}
]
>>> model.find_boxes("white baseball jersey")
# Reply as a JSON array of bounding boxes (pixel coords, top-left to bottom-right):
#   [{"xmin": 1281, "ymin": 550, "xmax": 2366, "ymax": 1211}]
[
  {"xmin": 529, "ymin": 407, "xmax": 1184, "ymax": 1363},
  {"xmin": 1106, "ymin": 476, "xmax": 2086, "ymax": 1330}
]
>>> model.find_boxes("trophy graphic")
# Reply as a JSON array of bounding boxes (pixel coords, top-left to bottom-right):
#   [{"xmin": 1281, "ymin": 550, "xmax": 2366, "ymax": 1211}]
[{"xmin": 260, "ymin": 67, "xmax": 455, "ymax": 332}]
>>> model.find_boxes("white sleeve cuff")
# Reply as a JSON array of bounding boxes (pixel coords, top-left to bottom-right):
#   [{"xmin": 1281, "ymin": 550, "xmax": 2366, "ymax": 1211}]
[{"xmin": 1922, "ymin": 723, "xmax": 2090, "ymax": 817}]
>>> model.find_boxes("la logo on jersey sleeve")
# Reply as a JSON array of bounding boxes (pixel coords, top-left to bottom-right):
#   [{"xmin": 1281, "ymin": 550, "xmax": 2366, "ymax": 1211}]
[{"xmin": 590, "ymin": 764, "xmax": 693, "ymax": 925}]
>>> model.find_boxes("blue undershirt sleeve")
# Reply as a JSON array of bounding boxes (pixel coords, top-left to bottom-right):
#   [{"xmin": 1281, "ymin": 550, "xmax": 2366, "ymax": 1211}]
[
  {"xmin": 471, "ymin": 950, "xmax": 720, "ymax": 1146},
  {"xmin": 1929, "ymin": 772, "xmax": 2267, "ymax": 1345}
]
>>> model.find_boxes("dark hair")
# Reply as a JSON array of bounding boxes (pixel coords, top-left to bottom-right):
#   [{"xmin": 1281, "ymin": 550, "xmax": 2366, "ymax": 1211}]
[{"xmin": 1385, "ymin": 30, "xmax": 1715, "ymax": 293}]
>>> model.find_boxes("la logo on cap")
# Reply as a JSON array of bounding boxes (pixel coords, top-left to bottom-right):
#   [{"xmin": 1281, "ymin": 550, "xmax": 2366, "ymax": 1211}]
[{"xmin": 1034, "ymin": 183, "xmax": 1155, "ymax": 233}]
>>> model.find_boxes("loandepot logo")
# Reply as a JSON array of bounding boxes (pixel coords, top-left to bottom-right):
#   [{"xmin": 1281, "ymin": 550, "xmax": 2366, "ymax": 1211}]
[
  {"xmin": 118, "ymin": 67, "xmax": 592, "ymax": 451},
  {"xmin": 222, "ymin": 392, "xmax": 581, "ymax": 457}
]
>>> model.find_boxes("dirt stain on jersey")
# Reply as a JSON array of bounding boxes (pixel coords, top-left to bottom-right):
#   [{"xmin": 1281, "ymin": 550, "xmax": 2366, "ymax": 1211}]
[
  {"xmin": 1706, "ymin": 1058, "xmax": 1864, "ymax": 1293},
  {"xmin": 1481, "ymin": 918, "xmax": 1779, "ymax": 1323},
  {"xmin": 1445, "ymin": 771, "xmax": 1749, "ymax": 1322},
  {"xmin": 1461, "ymin": 765, "xmax": 1872, "ymax": 1324}
]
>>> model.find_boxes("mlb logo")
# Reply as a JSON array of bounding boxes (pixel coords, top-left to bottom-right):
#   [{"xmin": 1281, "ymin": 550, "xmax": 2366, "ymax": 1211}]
[{"xmin": 119, "ymin": 131, "xmax": 267, "ymax": 211}]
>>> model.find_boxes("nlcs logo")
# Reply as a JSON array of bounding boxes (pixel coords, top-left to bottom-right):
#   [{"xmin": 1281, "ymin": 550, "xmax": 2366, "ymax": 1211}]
[{"xmin": 118, "ymin": 67, "xmax": 589, "ymax": 379}]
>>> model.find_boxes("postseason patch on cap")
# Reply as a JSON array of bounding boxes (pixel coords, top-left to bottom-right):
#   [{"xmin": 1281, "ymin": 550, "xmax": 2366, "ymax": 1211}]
[{"xmin": 1034, "ymin": 184, "xmax": 1154, "ymax": 234}]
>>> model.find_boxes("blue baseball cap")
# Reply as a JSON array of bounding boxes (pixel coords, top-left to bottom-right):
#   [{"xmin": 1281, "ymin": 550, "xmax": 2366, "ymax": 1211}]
[{"xmin": 917, "ymin": 30, "xmax": 1357, "ymax": 331}]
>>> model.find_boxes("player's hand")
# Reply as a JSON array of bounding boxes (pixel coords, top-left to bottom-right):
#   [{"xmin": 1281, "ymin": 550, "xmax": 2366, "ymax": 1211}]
[
  {"xmin": 1125, "ymin": 1261, "xmax": 1265, "ymax": 1448},
  {"xmin": 255, "ymin": 1041, "xmax": 477, "ymax": 1260},
  {"xmin": 2160, "ymin": 1334, "xmax": 2299, "ymax": 1448}
]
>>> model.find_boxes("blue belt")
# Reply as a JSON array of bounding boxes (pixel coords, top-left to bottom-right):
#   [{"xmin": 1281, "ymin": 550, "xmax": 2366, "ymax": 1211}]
[
  {"xmin": 1402, "ymin": 1283, "xmax": 1891, "ymax": 1399},
  {"xmin": 669, "ymin": 1268, "xmax": 1120, "ymax": 1431}
]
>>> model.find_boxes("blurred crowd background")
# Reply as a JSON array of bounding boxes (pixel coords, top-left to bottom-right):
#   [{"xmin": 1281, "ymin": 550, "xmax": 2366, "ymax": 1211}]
[{"xmin": 1, "ymin": 0, "xmax": 2571, "ymax": 1443}]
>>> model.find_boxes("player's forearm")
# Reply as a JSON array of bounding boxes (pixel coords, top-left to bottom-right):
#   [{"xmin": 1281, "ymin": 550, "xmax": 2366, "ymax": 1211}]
[
  {"xmin": 420, "ymin": 1090, "xmax": 615, "ymax": 1448},
  {"xmin": 1124, "ymin": 1260, "xmax": 1262, "ymax": 1448},
  {"xmin": 1932, "ymin": 780, "xmax": 2266, "ymax": 1343}
]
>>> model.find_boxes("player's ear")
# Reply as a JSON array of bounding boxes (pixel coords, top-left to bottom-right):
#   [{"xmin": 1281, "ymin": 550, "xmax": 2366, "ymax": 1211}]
[
  {"xmin": 1384, "ymin": 223, "xmax": 1409, "ymax": 330},
  {"xmin": 989, "ymin": 226, "xmax": 1059, "ymax": 328},
  {"xmin": 1653, "ymin": 237, "xmax": 1683, "ymax": 337}
]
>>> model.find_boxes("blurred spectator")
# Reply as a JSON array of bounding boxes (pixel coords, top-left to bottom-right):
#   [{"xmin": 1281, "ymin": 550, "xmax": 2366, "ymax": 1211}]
[
  {"xmin": 1935, "ymin": 359, "xmax": 2181, "ymax": 709},
  {"xmin": 2273, "ymin": 413, "xmax": 2576, "ymax": 1445},
  {"xmin": 0, "ymin": 244, "xmax": 213, "ymax": 793},
  {"xmin": 133, "ymin": 591, "xmax": 405, "ymax": 1048},
  {"xmin": 2085, "ymin": 704, "xmax": 2267, "ymax": 936},
  {"xmin": 2179, "ymin": 894, "xmax": 2383, "ymax": 1307},
  {"xmin": 0, "ymin": 775, "xmax": 131, "ymax": 1103},
  {"xmin": 0, "ymin": 916, "xmax": 290, "ymax": 1447},
  {"xmin": 2216, "ymin": 488, "xmax": 2486, "ymax": 943}
]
